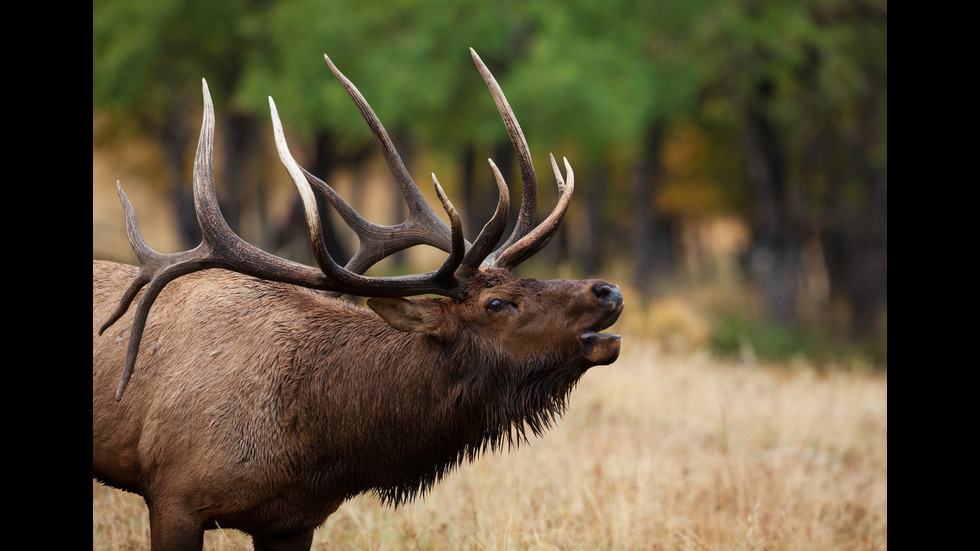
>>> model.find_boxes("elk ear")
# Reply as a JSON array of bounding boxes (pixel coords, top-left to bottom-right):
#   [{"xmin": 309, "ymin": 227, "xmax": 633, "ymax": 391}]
[{"xmin": 367, "ymin": 297, "xmax": 453, "ymax": 339}]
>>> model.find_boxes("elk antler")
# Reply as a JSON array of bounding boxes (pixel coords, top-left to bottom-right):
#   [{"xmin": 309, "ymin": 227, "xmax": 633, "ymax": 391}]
[
  {"xmin": 100, "ymin": 79, "xmax": 465, "ymax": 401},
  {"xmin": 306, "ymin": 54, "xmax": 512, "ymax": 279},
  {"xmin": 307, "ymin": 50, "xmax": 574, "ymax": 277},
  {"xmin": 100, "ymin": 50, "xmax": 575, "ymax": 401}
]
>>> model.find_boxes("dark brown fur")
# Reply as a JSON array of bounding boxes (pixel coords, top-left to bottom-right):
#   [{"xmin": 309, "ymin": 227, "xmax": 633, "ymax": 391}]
[{"xmin": 93, "ymin": 259, "xmax": 622, "ymax": 550}]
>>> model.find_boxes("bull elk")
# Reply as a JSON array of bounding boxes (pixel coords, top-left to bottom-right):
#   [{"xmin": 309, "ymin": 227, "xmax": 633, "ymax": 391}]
[{"xmin": 93, "ymin": 49, "xmax": 624, "ymax": 551}]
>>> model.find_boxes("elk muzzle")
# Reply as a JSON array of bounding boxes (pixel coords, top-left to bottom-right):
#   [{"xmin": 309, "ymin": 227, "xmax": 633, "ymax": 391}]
[{"xmin": 579, "ymin": 281, "xmax": 624, "ymax": 365}]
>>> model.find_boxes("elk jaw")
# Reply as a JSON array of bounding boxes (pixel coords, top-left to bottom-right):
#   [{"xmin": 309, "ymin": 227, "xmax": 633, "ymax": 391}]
[{"xmin": 579, "ymin": 302, "xmax": 623, "ymax": 365}]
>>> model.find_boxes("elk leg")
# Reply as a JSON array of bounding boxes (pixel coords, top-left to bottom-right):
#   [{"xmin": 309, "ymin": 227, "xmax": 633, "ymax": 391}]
[
  {"xmin": 252, "ymin": 529, "xmax": 315, "ymax": 551},
  {"xmin": 147, "ymin": 503, "xmax": 204, "ymax": 551}
]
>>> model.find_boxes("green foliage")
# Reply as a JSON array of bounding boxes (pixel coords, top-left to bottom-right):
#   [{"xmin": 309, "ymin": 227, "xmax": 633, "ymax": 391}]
[
  {"xmin": 693, "ymin": 0, "xmax": 887, "ymax": 217},
  {"xmin": 710, "ymin": 312, "xmax": 824, "ymax": 363},
  {"xmin": 92, "ymin": 0, "xmax": 885, "ymax": 182},
  {"xmin": 93, "ymin": 0, "xmax": 267, "ymax": 120},
  {"xmin": 709, "ymin": 312, "xmax": 885, "ymax": 369},
  {"xmin": 504, "ymin": 0, "xmax": 708, "ymax": 161},
  {"xmin": 234, "ymin": 0, "xmax": 527, "ymax": 146},
  {"xmin": 93, "ymin": 0, "xmax": 716, "ymax": 157}
]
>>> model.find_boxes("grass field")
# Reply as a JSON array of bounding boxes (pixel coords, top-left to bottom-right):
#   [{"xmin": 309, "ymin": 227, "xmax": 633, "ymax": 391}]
[{"xmin": 92, "ymin": 336, "xmax": 887, "ymax": 550}]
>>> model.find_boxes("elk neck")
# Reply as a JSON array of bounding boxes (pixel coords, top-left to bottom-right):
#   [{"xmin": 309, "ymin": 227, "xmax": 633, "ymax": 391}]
[{"xmin": 276, "ymin": 288, "xmax": 590, "ymax": 507}]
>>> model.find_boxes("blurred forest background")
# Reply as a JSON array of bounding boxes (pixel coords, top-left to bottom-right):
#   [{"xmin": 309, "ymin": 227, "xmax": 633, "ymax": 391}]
[{"xmin": 92, "ymin": 0, "xmax": 886, "ymax": 368}]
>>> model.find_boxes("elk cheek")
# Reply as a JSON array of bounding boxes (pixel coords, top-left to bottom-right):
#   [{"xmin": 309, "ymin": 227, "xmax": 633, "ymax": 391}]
[{"xmin": 579, "ymin": 332, "xmax": 622, "ymax": 365}]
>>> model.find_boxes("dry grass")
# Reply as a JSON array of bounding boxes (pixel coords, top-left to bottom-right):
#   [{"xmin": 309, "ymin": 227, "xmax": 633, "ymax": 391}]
[{"xmin": 93, "ymin": 337, "xmax": 886, "ymax": 550}]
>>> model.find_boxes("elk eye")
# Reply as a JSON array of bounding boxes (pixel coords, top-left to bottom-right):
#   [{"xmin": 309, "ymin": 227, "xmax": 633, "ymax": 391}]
[{"xmin": 486, "ymin": 298, "xmax": 506, "ymax": 313}]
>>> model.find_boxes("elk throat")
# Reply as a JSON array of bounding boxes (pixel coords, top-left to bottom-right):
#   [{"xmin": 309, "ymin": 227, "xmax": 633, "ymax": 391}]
[{"xmin": 370, "ymin": 351, "xmax": 589, "ymax": 507}]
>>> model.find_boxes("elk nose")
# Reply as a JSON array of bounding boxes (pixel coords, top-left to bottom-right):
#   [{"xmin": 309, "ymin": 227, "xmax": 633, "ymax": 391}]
[{"xmin": 592, "ymin": 282, "xmax": 623, "ymax": 308}]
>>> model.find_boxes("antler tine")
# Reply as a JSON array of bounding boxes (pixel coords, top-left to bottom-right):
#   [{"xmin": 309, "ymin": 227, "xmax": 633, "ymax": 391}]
[
  {"xmin": 469, "ymin": 48, "xmax": 538, "ymax": 265},
  {"xmin": 270, "ymin": 95, "xmax": 466, "ymax": 291},
  {"xmin": 468, "ymin": 49, "xmax": 574, "ymax": 272},
  {"xmin": 97, "ymin": 182, "xmax": 166, "ymax": 335},
  {"xmin": 491, "ymin": 154, "xmax": 574, "ymax": 271},
  {"xmin": 322, "ymin": 54, "xmax": 466, "ymax": 275},
  {"xmin": 457, "ymin": 159, "xmax": 510, "ymax": 276}
]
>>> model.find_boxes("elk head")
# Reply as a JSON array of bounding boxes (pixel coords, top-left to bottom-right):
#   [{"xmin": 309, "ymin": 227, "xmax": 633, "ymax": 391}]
[{"xmin": 99, "ymin": 49, "xmax": 623, "ymax": 402}]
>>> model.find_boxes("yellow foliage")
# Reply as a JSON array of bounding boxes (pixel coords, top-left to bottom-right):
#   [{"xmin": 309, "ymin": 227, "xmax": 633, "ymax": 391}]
[
  {"xmin": 656, "ymin": 124, "xmax": 729, "ymax": 216},
  {"xmin": 626, "ymin": 294, "xmax": 713, "ymax": 353}
]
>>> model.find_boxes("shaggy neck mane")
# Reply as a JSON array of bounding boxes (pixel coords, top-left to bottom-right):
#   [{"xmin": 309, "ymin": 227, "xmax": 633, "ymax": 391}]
[{"xmin": 369, "ymin": 334, "xmax": 590, "ymax": 507}]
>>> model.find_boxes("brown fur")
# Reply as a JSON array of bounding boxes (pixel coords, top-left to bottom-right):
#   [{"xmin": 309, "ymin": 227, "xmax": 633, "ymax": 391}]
[{"xmin": 93, "ymin": 259, "xmax": 622, "ymax": 550}]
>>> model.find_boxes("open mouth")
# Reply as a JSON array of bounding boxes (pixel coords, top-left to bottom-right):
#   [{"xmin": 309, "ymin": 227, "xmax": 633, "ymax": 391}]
[
  {"xmin": 578, "ymin": 303, "xmax": 624, "ymax": 364},
  {"xmin": 580, "ymin": 307, "xmax": 622, "ymax": 338}
]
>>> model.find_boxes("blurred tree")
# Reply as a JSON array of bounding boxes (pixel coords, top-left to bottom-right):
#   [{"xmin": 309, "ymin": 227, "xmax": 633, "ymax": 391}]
[
  {"xmin": 93, "ymin": 0, "xmax": 272, "ymax": 250},
  {"xmin": 692, "ymin": 0, "xmax": 886, "ymax": 334},
  {"xmin": 504, "ymin": 0, "xmax": 708, "ymax": 282}
]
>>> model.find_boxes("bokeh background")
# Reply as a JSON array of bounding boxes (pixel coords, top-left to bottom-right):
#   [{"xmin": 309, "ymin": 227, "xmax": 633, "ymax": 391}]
[
  {"xmin": 93, "ymin": 2, "xmax": 887, "ymax": 549},
  {"xmin": 93, "ymin": 0, "xmax": 886, "ymax": 369}
]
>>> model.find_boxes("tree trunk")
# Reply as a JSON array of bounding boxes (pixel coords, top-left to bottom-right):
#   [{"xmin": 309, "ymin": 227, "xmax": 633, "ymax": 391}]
[
  {"xmin": 742, "ymin": 87, "xmax": 800, "ymax": 327},
  {"xmin": 577, "ymin": 165, "xmax": 607, "ymax": 277},
  {"xmin": 849, "ymin": 169, "xmax": 886, "ymax": 336},
  {"xmin": 221, "ymin": 113, "xmax": 267, "ymax": 246},
  {"xmin": 461, "ymin": 143, "xmax": 516, "ymax": 252},
  {"xmin": 845, "ymin": 69, "xmax": 887, "ymax": 338},
  {"xmin": 820, "ymin": 168, "xmax": 886, "ymax": 338},
  {"xmin": 817, "ymin": 70, "xmax": 887, "ymax": 338},
  {"xmin": 630, "ymin": 123, "xmax": 673, "ymax": 296},
  {"xmin": 309, "ymin": 132, "xmax": 352, "ymax": 265},
  {"xmin": 157, "ymin": 99, "xmax": 198, "ymax": 250}
]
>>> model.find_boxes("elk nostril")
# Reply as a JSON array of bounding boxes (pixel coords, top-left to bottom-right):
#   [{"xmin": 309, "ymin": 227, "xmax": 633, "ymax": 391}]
[{"xmin": 592, "ymin": 282, "xmax": 623, "ymax": 306}]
